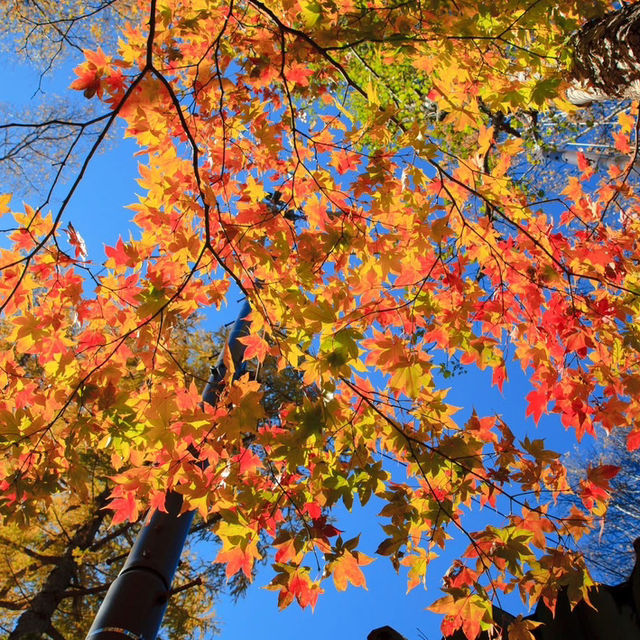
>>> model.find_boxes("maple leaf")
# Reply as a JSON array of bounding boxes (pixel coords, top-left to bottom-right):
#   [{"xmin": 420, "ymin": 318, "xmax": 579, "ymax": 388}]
[
  {"xmin": 70, "ymin": 57, "xmax": 104, "ymax": 99},
  {"xmin": 401, "ymin": 548, "xmax": 438, "ymax": 592},
  {"xmin": 476, "ymin": 125, "xmax": 494, "ymax": 156},
  {"xmin": 491, "ymin": 363, "xmax": 507, "ymax": 392},
  {"xmin": 580, "ymin": 464, "xmax": 619, "ymax": 512},
  {"xmin": 0, "ymin": 193, "xmax": 11, "ymax": 214},
  {"xmin": 233, "ymin": 448, "xmax": 263, "ymax": 474},
  {"xmin": 331, "ymin": 550, "xmax": 373, "ymax": 591},
  {"xmin": 389, "ymin": 362, "xmax": 424, "ymax": 399},
  {"xmin": 612, "ymin": 131, "xmax": 631, "ymax": 154},
  {"xmin": 108, "ymin": 490, "xmax": 139, "ymax": 526},
  {"xmin": 587, "ymin": 464, "xmax": 620, "ymax": 485},
  {"xmin": 330, "ymin": 150, "xmax": 361, "ymax": 175},
  {"xmin": 104, "ymin": 236, "xmax": 141, "ymax": 271},
  {"xmin": 84, "ymin": 47, "xmax": 110, "ymax": 68},
  {"xmin": 63, "ymin": 222, "xmax": 88, "ymax": 260},
  {"xmin": 525, "ymin": 387, "xmax": 548, "ymax": 425},
  {"xmin": 466, "ymin": 412, "xmax": 497, "ymax": 444},
  {"xmin": 617, "ymin": 110, "xmax": 636, "ymax": 133},
  {"xmin": 286, "ymin": 63, "xmax": 315, "ymax": 87},
  {"xmin": 274, "ymin": 537, "xmax": 299, "ymax": 564},
  {"xmin": 215, "ymin": 540, "xmax": 262, "ymax": 579},
  {"xmin": 149, "ymin": 490, "xmax": 167, "ymax": 514},
  {"xmin": 303, "ymin": 501, "xmax": 322, "ymax": 519},
  {"xmin": 628, "ymin": 429, "xmax": 640, "ymax": 451},
  {"xmin": 267, "ymin": 566, "xmax": 323, "ymax": 610},
  {"xmin": 238, "ymin": 334, "xmax": 270, "ymax": 363},
  {"xmin": 245, "ymin": 175, "xmax": 266, "ymax": 203},
  {"xmin": 429, "ymin": 594, "xmax": 491, "ymax": 640},
  {"xmin": 289, "ymin": 571, "xmax": 322, "ymax": 609}
]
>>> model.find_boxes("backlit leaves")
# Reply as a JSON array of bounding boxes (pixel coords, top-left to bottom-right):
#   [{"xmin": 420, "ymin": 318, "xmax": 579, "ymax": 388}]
[{"xmin": 1, "ymin": 0, "xmax": 638, "ymax": 637}]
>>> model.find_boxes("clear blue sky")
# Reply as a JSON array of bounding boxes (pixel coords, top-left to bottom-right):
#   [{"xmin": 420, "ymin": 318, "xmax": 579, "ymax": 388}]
[{"xmin": 1, "ymin": 46, "xmax": 589, "ymax": 640}]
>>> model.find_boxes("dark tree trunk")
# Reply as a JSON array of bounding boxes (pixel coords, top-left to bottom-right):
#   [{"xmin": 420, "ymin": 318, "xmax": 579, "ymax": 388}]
[
  {"xmin": 568, "ymin": 2, "xmax": 640, "ymax": 105},
  {"xmin": 9, "ymin": 491, "xmax": 109, "ymax": 640}
]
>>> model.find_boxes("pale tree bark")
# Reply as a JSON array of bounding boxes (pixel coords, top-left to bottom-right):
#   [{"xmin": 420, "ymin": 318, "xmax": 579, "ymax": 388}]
[{"xmin": 568, "ymin": 2, "xmax": 640, "ymax": 105}]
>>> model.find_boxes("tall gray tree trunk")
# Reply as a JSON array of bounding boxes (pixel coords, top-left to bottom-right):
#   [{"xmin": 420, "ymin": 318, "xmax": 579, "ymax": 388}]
[{"xmin": 568, "ymin": 2, "xmax": 640, "ymax": 105}]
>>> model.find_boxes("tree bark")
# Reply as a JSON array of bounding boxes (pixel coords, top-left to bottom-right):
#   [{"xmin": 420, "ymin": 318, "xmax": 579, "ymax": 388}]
[
  {"xmin": 9, "ymin": 491, "xmax": 109, "ymax": 640},
  {"xmin": 568, "ymin": 2, "xmax": 640, "ymax": 105}
]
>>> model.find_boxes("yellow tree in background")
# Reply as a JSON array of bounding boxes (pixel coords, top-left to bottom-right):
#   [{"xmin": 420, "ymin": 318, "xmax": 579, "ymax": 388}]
[{"xmin": 0, "ymin": 320, "xmax": 259, "ymax": 639}]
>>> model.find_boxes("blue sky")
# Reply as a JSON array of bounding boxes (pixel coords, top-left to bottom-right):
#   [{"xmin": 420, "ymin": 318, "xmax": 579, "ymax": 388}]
[{"xmin": 0, "ymin": 44, "xmax": 595, "ymax": 640}]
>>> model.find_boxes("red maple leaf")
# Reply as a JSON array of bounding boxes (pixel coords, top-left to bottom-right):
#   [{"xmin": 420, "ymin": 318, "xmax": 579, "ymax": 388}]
[
  {"xmin": 286, "ymin": 63, "xmax": 315, "ymax": 87},
  {"xmin": 525, "ymin": 387, "xmax": 548, "ymax": 425}
]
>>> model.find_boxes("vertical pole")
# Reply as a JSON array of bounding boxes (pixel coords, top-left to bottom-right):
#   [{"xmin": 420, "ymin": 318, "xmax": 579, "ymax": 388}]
[{"xmin": 86, "ymin": 301, "xmax": 252, "ymax": 639}]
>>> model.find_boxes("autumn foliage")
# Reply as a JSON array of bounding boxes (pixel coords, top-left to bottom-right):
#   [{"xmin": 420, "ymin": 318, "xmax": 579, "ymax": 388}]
[{"xmin": 1, "ymin": 0, "xmax": 639, "ymax": 638}]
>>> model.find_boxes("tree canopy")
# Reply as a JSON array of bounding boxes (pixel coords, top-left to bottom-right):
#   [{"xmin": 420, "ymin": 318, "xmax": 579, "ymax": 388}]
[
  {"xmin": 2, "ymin": 1, "xmax": 640, "ymax": 638},
  {"xmin": 0, "ymin": 320, "xmax": 256, "ymax": 639}
]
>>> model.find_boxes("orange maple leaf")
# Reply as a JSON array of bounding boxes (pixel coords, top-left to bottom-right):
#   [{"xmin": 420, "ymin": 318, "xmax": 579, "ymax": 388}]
[
  {"xmin": 215, "ymin": 541, "xmax": 261, "ymax": 579},
  {"xmin": 238, "ymin": 334, "xmax": 270, "ymax": 363},
  {"xmin": 331, "ymin": 550, "xmax": 373, "ymax": 591}
]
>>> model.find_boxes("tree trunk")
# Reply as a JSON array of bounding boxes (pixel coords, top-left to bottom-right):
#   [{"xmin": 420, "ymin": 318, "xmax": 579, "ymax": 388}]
[
  {"xmin": 9, "ymin": 491, "xmax": 109, "ymax": 640},
  {"xmin": 568, "ymin": 2, "xmax": 640, "ymax": 105}
]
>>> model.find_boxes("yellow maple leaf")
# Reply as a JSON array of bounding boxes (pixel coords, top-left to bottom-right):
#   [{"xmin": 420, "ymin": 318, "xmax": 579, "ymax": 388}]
[
  {"xmin": 0, "ymin": 193, "xmax": 11, "ymax": 215},
  {"xmin": 245, "ymin": 175, "xmax": 266, "ymax": 203}
]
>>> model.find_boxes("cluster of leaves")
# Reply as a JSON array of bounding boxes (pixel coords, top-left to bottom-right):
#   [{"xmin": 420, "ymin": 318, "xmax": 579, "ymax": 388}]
[
  {"xmin": 2, "ymin": 0, "xmax": 640, "ymax": 638},
  {"xmin": 564, "ymin": 426, "xmax": 640, "ymax": 585},
  {"xmin": 0, "ymin": 317, "xmax": 263, "ymax": 638}
]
